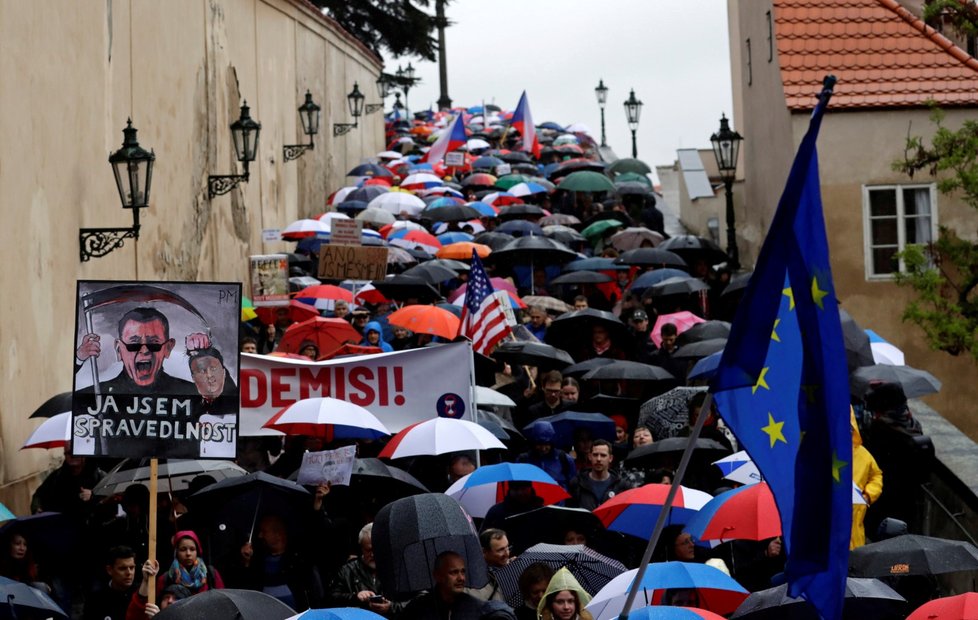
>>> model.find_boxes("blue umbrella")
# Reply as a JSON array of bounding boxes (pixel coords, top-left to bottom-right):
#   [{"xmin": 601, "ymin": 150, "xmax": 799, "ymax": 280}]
[
  {"xmin": 0, "ymin": 576, "xmax": 68, "ymax": 619},
  {"xmin": 629, "ymin": 269, "xmax": 690, "ymax": 293},
  {"xmin": 687, "ymin": 351, "xmax": 722, "ymax": 381},
  {"xmin": 472, "ymin": 155, "xmax": 505, "ymax": 170},
  {"xmin": 467, "ymin": 201, "xmax": 497, "ymax": 217},
  {"xmin": 289, "ymin": 609, "xmax": 386, "ymax": 620},
  {"xmin": 539, "ymin": 121, "xmax": 566, "ymax": 132},
  {"xmin": 533, "ymin": 411, "xmax": 616, "ymax": 448},
  {"xmin": 437, "ymin": 231, "xmax": 474, "ymax": 244},
  {"xmin": 495, "ymin": 220, "xmax": 544, "ymax": 237},
  {"xmin": 427, "ymin": 196, "xmax": 465, "ymax": 209},
  {"xmin": 0, "ymin": 503, "xmax": 14, "ymax": 521}
]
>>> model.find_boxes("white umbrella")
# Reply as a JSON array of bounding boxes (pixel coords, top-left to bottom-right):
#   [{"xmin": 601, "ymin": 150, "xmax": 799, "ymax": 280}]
[
  {"xmin": 317, "ymin": 211, "xmax": 351, "ymax": 225},
  {"xmin": 331, "ymin": 185, "xmax": 359, "ymax": 204},
  {"xmin": 401, "ymin": 173, "xmax": 444, "ymax": 190},
  {"xmin": 866, "ymin": 329, "xmax": 905, "ymax": 366},
  {"xmin": 377, "ymin": 150, "xmax": 403, "ymax": 160},
  {"xmin": 466, "ymin": 138, "xmax": 491, "ymax": 152},
  {"xmin": 281, "ymin": 218, "xmax": 330, "ymax": 237},
  {"xmin": 23, "ymin": 413, "xmax": 70, "ymax": 449},
  {"xmin": 378, "ymin": 418, "xmax": 505, "ymax": 459},
  {"xmin": 474, "ymin": 386, "xmax": 516, "ymax": 408},
  {"xmin": 368, "ymin": 192, "xmax": 426, "ymax": 217},
  {"xmin": 564, "ymin": 123, "xmax": 594, "ymax": 136},
  {"xmin": 356, "ymin": 207, "xmax": 396, "ymax": 226},
  {"xmin": 263, "ymin": 397, "xmax": 390, "ymax": 440}
]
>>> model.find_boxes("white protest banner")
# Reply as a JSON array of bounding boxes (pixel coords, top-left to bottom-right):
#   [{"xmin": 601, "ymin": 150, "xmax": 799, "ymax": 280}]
[
  {"xmin": 495, "ymin": 163, "xmax": 512, "ymax": 176},
  {"xmin": 297, "ymin": 446, "xmax": 357, "ymax": 486},
  {"xmin": 262, "ymin": 228, "xmax": 282, "ymax": 242},
  {"xmin": 239, "ymin": 342, "xmax": 472, "ymax": 436},
  {"xmin": 445, "ymin": 152, "xmax": 465, "ymax": 167},
  {"xmin": 331, "ymin": 219, "xmax": 363, "ymax": 246}
]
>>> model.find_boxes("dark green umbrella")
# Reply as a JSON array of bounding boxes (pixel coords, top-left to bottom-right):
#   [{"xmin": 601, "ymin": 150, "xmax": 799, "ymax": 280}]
[
  {"xmin": 615, "ymin": 171, "xmax": 653, "ymax": 186},
  {"xmin": 609, "ymin": 158, "xmax": 653, "ymax": 175},
  {"xmin": 558, "ymin": 170, "xmax": 617, "ymax": 193},
  {"xmin": 496, "ymin": 174, "xmax": 536, "ymax": 190},
  {"xmin": 581, "ymin": 219, "xmax": 625, "ymax": 241}
]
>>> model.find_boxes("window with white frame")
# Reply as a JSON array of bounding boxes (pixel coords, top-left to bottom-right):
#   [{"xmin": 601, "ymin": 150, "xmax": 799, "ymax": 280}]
[{"xmin": 862, "ymin": 184, "xmax": 937, "ymax": 278}]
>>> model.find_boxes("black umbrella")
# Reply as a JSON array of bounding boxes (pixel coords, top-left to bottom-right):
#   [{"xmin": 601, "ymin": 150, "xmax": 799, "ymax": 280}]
[
  {"xmin": 672, "ymin": 338, "xmax": 728, "ymax": 360},
  {"xmin": 420, "ymin": 204, "xmax": 484, "ymax": 222},
  {"xmin": 639, "ymin": 386, "xmax": 708, "ymax": 440},
  {"xmin": 350, "ymin": 458, "xmax": 429, "ymax": 503},
  {"xmin": 551, "ymin": 271, "xmax": 614, "ymax": 285},
  {"xmin": 849, "ymin": 364, "xmax": 942, "ymax": 399},
  {"xmin": 576, "ymin": 394, "xmax": 642, "ymax": 415},
  {"xmin": 345, "ymin": 185, "xmax": 389, "ymax": 204},
  {"xmin": 614, "ymin": 248, "xmax": 688, "ymax": 269},
  {"xmin": 544, "ymin": 225, "xmax": 588, "ymax": 247},
  {"xmin": 156, "ymin": 589, "xmax": 294, "ymax": 620},
  {"xmin": 550, "ymin": 159, "xmax": 608, "ymax": 179},
  {"xmin": 625, "ymin": 437, "xmax": 730, "ymax": 462},
  {"xmin": 535, "ymin": 411, "xmax": 616, "ymax": 446},
  {"xmin": 187, "ymin": 472, "xmax": 311, "ymax": 543},
  {"xmin": 677, "ymin": 321, "xmax": 732, "ymax": 345},
  {"xmin": 504, "ymin": 506, "xmax": 606, "ymax": 551},
  {"xmin": 562, "ymin": 357, "xmax": 618, "ymax": 378},
  {"xmin": 658, "ymin": 234, "xmax": 730, "ymax": 266},
  {"xmin": 849, "ymin": 534, "xmax": 978, "ymax": 577},
  {"xmin": 614, "ymin": 181, "xmax": 652, "ymax": 196},
  {"xmin": 93, "ymin": 458, "xmax": 247, "ymax": 497},
  {"xmin": 722, "ymin": 271, "xmax": 753, "ymax": 297},
  {"xmin": 28, "ymin": 392, "xmax": 72, "ymax": 419},
  {"xmin": 564, "ymin": 257, "xmax": 627, "ymax": 272},
  {"xmin": 645, "ymin": 276, "xmax": 710, "ymax": 297},
  {"xmin": 839, "ymin": 308, "xmax": 875, "ymax": 373},
  {"xmin": 348, "ymin": 162, "xmax": 394, "ymax": 178},
  {"xmin": 498, "ymin": 151, "xmax": 533, "ymax": 163},
  {"xmin": 401, "ymin": 262, "xmax": 459, "ymax": 284},
  {"xmin": 0, "ymin": 576, "xmax": 68, "ymax": 619},
  {"xmin": 474, "ymin": 231, "xmax": 516, "ymax": 251},
  {"xmin": 495, "ymin": 543, "xmax": 625, "ymax": 608},
  {"xmin": 731, "ymin": 577, "xmax": 906, "ymax": 620},
  {"xmin": 492, "ymin": 340, "xmax": 576, "ymax": 370},
  {"xmin": 373, "ymin": 493, "xmax": 488, "ymax": 598},
  {"xmin": 472, "ymin": 155, "xmax": 505, "ymax": 170},
  {"xmin": 335, "ymin": 199, "xmax": 370, "ymax": 214},
  {"xmin": 545, "ymin": 308, "xmax": 631, "ymax": 353},
  {"xmin": 475, "ymin": 409, "xmax": 523, "ymax": 442},
  {"xmin": 371, "ymin": 275, "xmax": 441, "ymax": 303},
  {"xmin": 494, "ymin": 220, "xmax": 545, "ymax": 237},
  {"xmin": 492, "ymin": 235, "xmax": 578, "ymax": 264},
  {"xmin": 0, "ymin": 513, "xmax": 77, "ymax": 559},
  {"xmin": 426, "ymin": 258, "xmax": 471, "ymax": 272},
  {"xmin": 498, "ymin": 204, "xmax": 547, "ymax": 219},
  {"xmin": 582, "ymin": 361, "xmax": 675, "ymax": 382}
]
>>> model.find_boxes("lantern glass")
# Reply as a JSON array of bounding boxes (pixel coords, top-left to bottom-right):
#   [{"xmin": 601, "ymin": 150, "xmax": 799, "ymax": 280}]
[
  {"xmin": 108, "ymin": 119, "xmax": 155, "ymax": 209},
  {"xmin": 298, "ymin": 91, "xmax": 321, "ymax": 136},
  {"xmin": 230, "ymin": 101, "xmax": 261, "ymax": 163},
  {"xmin": 595, "ymin": 79, "xmax": 608, "ymax": 106}
]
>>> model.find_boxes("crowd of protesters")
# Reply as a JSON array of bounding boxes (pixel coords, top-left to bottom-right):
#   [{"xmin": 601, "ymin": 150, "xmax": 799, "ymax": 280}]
[{"xmin": 13, "ymin": 105, "xmax": 939, "ymax": 619}]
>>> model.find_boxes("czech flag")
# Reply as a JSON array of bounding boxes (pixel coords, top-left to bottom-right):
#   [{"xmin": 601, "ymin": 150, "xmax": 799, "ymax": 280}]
[
  {"xmin": 421, "ymin": 113, "xmax": 466, "ymax": 164},
  {"xmin": 511, "ymin": 91, "xmax": 541, "ymax": 158}
]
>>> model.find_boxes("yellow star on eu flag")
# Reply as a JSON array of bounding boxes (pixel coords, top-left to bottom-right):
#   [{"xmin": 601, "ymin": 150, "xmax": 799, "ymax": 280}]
[
  {"xmin": 783, "ymin": 286, "xmax": 795, "ymax": 310},
  {"xmin": 761, "ymin": 413, "xmax": 787, "ymax": 448},
  {"xmin": 752, "ymin": 367, "xmax": 770, "ymax": 394},
  {"xmin": 831, "ymin": 451, "xmax": 848, "ymax": 482},
  {"xmin": 811, "ymin": 276, "xmax": 829, "ymax": 309},
  {"xmin": 771, "ymin": 318, "xmax": 781, "ymax": 342}
]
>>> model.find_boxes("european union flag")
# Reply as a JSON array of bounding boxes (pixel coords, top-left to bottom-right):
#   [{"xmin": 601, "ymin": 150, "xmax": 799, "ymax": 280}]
[{"xmin": 710, "ymin": 77, "xmax": 851, "ymax": 620}]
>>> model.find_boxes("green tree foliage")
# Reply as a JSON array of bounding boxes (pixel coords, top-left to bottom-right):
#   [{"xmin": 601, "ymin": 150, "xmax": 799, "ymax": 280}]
[
  {"xmin": 311, "ymin": 0, "xmax": 441, "ymax": 61},
  {"xmin": 893, "ymin": 105, "xmax": 978, "ymax": 359}
]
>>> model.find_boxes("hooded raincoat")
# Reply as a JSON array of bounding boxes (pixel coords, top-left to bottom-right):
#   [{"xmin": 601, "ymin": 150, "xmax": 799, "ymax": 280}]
[
  {"xmin": 537, "ymin": 568, "xmax": 594, "ymax": 620},
  {"xmin": 851, "ymin": 408, "xmax": 884, "ymax": 549}
]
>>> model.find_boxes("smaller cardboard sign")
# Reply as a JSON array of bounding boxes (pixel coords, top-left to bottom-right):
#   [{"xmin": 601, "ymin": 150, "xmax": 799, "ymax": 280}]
[
  {"xmin": 331, "ymin": 219, "xmax": 363, "ymax": 246},
  {"xmin": 445, "ymin": 152, "xmax": 465, "ymax": 167},
  {"xmin": 496, "ymin": 163, "xmax": 512, "ymax": 176},
  {"xmin": 262, "ymin": 229, "xmax": 282, "ymax": 242},
  {"xmin": 250, "ymin": 254, "xmax": 290, "ymax": 306},
  {"xmin": 297, "ymin": 446, "xmax": 357, "ymax": 486},
  {"xmin": 492, "ymin": 290, "xmax": 518, "ymax": 327},
  {"xmin": 319, "ymin": 245, "xmax": 388, "ymax": 281}
]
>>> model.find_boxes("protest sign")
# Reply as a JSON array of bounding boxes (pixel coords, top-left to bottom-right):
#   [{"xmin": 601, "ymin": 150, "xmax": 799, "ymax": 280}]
[
  {"xmin": 445, "ymin": 152, "xmax": 465, "ymax": 167},
  {"xmin": 318, "ymin": 245, "xmax": 388, "ymax": 281},
  {"xmin": 496, "ymin": 163, "xmax": 512, "ymax": 176},
  {"xmin": 331, "ymin": 219, "xmax": 363, "ymax": 246},
  {"xmin": 262, "ymin": 229, "xmax": 282, "ymax": 242},
  {"xmin": 72, "ymin": 281, "xmax": 241, "ymax": 459},
  {"xmin": 249, "ymin": 254, "xmax": 290, "ymax": 306},
  {"xmin": 239, "ymin": 342, "xmax": 472, "ymax": 436},
  {"xmin": 297, "ymin": 446, "xmax": 357, "ymax": 486}
]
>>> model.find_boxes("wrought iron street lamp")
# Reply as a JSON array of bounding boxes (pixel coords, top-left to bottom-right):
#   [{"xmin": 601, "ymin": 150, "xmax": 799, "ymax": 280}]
[
  {"xmin": 79, "ymin": 119, "xmax": 155, "ymax": 261},
  {"xmin": 397, "ymin": 63, "xmax": 417, "ymax": 118},
  {"xmin": 366, "ymin": 74, "xmax": 392, "ymax": 115},
  {"xmin": 333, "ymin": 82, "xmax": 366, "ymax": 137},
  {"xmin": 624, "ymin": 89, "xmax": 643, "ymax": 159},
  {"xmin": 710, "ymin": 113, "xmax": 744, "ymax": 270},
  {"xmin": 208, "ymin": 101, "xmax": 261, "ymax": 198},
  {"xmin": 283, "ymin": 91, "xmax": 321, "ymax": 162},
  {"xmin": 595, "ymin": 79, "xmax": 609, "ymax": 146}
]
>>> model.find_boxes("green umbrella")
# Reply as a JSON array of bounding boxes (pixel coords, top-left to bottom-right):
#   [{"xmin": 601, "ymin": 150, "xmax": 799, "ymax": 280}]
[
  {"xmin": 609, "ymin": 158, "xmax": 653, "ymax": 175},
  {"xmin": 495, "ymin": 174, "xmax": 537, "ymax": 190},
  {"xmin": 581, "ymin": 219, "xmax": 624, "ymax": 241},
  {"xmin": 558, "ymin": 170, "xmax": 616, "ymax": 193},
  {"xmin": 614, "ymin": 171, "xmax": 653, "ymax": 186}
]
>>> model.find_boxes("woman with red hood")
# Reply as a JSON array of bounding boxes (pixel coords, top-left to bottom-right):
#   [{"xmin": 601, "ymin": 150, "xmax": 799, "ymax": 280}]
[{"xmin": 158, "ymin": 530, "xmax": 224, "ymax": 594}]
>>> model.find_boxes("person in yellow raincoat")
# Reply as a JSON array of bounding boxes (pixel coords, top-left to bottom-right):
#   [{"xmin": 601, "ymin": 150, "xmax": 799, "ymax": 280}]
[
  {"xmin": 852, "ymin": 407, "xmax": 884, "ymax": 549},
  {"xmin": 538, "ymin": 567, "xmax": 594, "ymax": 620}
]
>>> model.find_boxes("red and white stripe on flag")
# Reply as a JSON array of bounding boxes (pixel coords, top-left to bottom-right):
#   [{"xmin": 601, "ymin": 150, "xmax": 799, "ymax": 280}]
[{"xmin": 461, "ymin": 295, "xmax": 510, "ymax": 356}]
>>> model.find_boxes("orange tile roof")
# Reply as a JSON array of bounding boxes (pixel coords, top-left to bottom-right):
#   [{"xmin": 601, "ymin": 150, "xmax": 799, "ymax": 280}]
[{"xmin": 775, "ymin": 0, "xmax": 978, "ymax": 110}]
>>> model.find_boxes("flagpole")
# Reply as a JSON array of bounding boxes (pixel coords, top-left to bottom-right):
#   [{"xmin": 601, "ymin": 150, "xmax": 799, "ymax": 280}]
[
  {"xmin": 466, "ymin": 340, "xmax": 480, "ymax": 468},
  {"xmin": 617, "ymin": 392, "xmax": 714, "ymax": 620}
]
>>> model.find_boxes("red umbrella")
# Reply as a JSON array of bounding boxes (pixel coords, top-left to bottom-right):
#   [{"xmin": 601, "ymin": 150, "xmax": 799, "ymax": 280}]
[
  {"xmin": 908, "ymin": 592, "xmax": 978, "ymax": 620},
  {"xmin": 353, "ymin": 283, "xmax": 390, "ymax": 305},
  {"xmin": 389, "ymin": 230, "xmax": 443, "ymax": 255},
  {"xmin": 22, "ymin": 413, "xmax": 69, "ymax": 450},
  {"xmin": 255, "ymin": 299, "xmax": 320, "ymax": 326},
  {"xmin": 594, "ymin": 484, "xmax": 712, "ymax": 540},
  {"xmin": 278, "ymin": 317, "xmax": 362, "ymax": 357},
  {"xmin": 294, "ymin": 284, "xmax": 354, "ymax": 305},
  {"xmin": 684, "ymin": 482, "xmax": 781, "ymax": 543},
  {"xmin": 387, "ymin": 305, "xmax": 461, "ymax": 340}
]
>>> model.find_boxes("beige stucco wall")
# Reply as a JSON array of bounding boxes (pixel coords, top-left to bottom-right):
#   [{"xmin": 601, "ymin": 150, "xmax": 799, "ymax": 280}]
[
  {"xmin": 0, "ymin": 0, "xmax": 384, "ymax": 513},
  {"xmin": 729, "ymin": 0, "xmax": 978, "ymax": 440}
]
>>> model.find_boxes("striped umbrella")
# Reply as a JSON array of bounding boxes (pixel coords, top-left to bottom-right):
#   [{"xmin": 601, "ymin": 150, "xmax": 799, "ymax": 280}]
[
  {"xmin": 594, "ymin": 484, "xmax": 712, "ymax": 539},
  {"xmin": 446, "ymin": 463, "xmax": 568, "ymax": 518}
]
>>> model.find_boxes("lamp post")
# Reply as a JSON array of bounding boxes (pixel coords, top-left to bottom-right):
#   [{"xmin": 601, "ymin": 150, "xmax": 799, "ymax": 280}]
[
  {"xmin": 710, "ymin": 113, "xmax": 744, "ymax": 270},
  {"xmin": 397, "ymin": 63, "xmax": 416, "ymax": 118},
  {"xmin": 365, "ymin": 75, "xmax": 390, "ymax": 115},
  {"xmin": 333, "ymin": 82, "xmax": 366, "ymax": 137},
  {"xmin": 595, "ymin": 79, "xmax": 609, "ymax": 147},
  {"xmin": 623, "ymin": 89, "xmax": 643, "ymax": 159},
  {"xmin": 79, "ymin": 119, "xmax": 155, "ymax": 261},
  {"xmin": 283, "ymin": 90, "xmax": 321, "ymax": 162},
  {"xmin": 208, "ymin": 101, "xmax": 262, "ymax": 198}
]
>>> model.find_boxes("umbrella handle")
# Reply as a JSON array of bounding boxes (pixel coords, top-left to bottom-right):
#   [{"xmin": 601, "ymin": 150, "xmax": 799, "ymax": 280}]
[
  {"xmin": 6, "ymin": 594, "xmax": 17, "ymax": 620},
  {"xmin": 248, "ymin": 488, "xmax": 263, "ymax": 544}
]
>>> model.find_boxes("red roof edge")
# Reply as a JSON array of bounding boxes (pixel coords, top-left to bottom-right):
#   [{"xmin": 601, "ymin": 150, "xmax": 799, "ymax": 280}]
[
  {"xmin": 289, "ymin": 0, "xmax": 385, "ymax": 69},
  {"xmin": 877, "ymin": 0, "xmax": 978, "ymax": 72}
]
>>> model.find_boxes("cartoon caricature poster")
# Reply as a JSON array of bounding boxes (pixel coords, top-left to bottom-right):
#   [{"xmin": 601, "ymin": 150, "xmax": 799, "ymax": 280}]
[{"xmin": 71, "ymin": 281, "xmax": 241, "ymax": 459}]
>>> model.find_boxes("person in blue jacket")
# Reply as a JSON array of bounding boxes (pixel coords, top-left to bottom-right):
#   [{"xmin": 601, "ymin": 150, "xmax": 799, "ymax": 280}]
[{"xmin": 361, "ymin": 321, "xmax": 393, "ymax": 352}]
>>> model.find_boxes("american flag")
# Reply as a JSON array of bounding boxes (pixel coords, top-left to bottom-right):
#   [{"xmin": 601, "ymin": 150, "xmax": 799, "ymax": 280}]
[{"xmin": 459, "ymin": 251, "xmax": 511, "ymax": 355}]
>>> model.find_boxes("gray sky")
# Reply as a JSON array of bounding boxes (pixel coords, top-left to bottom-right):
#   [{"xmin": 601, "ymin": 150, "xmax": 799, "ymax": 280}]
[{"xmin": 381, "ymin": 0, "xmax": 733, "ymax": 184}]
